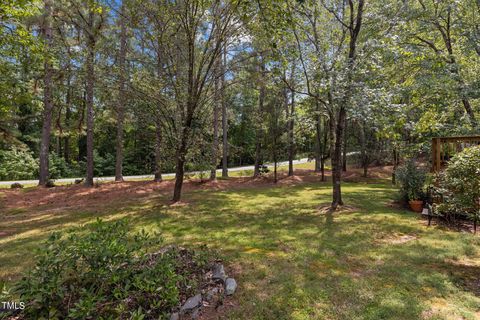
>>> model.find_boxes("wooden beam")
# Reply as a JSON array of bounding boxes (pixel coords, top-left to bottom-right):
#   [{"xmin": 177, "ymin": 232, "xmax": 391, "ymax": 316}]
[{"xmin": 436, "ymin": 138, "xmax": 441, "ymax": 172}]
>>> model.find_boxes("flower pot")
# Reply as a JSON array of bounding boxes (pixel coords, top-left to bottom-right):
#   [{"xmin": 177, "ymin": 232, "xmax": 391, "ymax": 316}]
[{"xmin": 409, "ymin": 200, "xmax": 423, "ymax": 213}]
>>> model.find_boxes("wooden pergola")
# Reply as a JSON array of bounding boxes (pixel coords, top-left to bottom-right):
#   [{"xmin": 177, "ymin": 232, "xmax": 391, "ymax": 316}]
[{"xmin": 431, "ymin": 136, "xmax": 480, "ymax": 172}]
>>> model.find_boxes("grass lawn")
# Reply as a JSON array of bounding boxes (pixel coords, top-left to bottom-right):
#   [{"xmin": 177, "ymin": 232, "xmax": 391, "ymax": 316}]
[{"xmin": 1, "ymin": 177, "xmax": 479, "ymax": 319}]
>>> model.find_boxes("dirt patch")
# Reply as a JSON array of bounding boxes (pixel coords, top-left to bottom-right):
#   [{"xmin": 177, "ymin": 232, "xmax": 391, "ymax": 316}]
[
  {"xmin": 317, "ymin": 204, "xmax": 360, "ymax": 214},
  {"xmin": 199, "ymin": 297, "xmax": 238, "ymax": 320},
  {"xmin": 342, "ymin": 166, "xmax": 394, "ymax": 182},
  {"xmin": 0, "ymin": 170, "xmax": 321, "ymax": 214},
  {"xmin": 380, "ymin": 233, "xmax": 418, "ymax": 245},
  {"xmin": 386, "ymin": 200, "xmax": 406, "ymax": 210},
  {"xmin": 444, "ymin": 259, "xmax": 480, "ymax": 297},
  {"xmin": 0, "ymin": 167, "xmax": 392, "ymax": 222}
]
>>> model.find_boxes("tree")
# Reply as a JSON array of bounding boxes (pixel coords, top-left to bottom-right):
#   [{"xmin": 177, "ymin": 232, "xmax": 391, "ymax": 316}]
[
  {"xmin": 210, "ymin": 54, "xmax": 221, "ymax": 180},
  {"xmin": 171, "ymin": 0, "xmax": 239, "ymax": 201},
  {"xmin": 38, "ymin": 0, "xmax": 54, "ymax": 186},
  {"xmin": 115, "ymin": 1, "xmax": 128, "ymax": 182},
  {"xmin": 409, "ymin": 0, "xmax": 477, "ymax": 128},
  {"xmin": 285, "ymin": 0, "xmax": 366, "ymax": 209},
  {"xmin": 221, "ymin": 46, "xmax": 229, "ymax": 178}
]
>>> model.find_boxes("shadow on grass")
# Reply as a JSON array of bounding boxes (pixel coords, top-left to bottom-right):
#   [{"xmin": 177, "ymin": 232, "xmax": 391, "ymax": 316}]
[{"xmin": 1, "ymin": 182, "xmax": 479, "ymax": 319}]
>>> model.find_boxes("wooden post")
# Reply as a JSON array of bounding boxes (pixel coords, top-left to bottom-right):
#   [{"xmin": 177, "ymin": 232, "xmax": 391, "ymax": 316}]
[
  {"xmin": 431, "ymin": 138, "xmax": 436, "ymax": 172},
  {"xmin": 436, "ymin": 138, "xmax": 441, "ymax": 172}
]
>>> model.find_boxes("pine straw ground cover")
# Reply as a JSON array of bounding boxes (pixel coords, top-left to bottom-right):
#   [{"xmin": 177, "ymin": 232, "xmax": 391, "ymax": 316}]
[{"xmin": 1, "ymin": 170, "xmax": 479, "ymax": 319}]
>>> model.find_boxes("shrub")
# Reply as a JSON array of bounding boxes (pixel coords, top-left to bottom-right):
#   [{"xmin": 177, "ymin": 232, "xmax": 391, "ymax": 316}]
[
  {"xmin": 45, "ymin": 179, "xmax": 56, "ymax": 188},
  {"xmin": 396, "ymin": 159, "xmax": 426, "ymax": 201},
  {"xmin": 48, "ymin": 153, "xmax": 76, "ymax": 179},
  {"xmin": 10, "ymin": 182, "xmax": 23, "ymax": 189},
  {"xmin": 94, "ymin": 151, "xmax": 116, "ymax": 177},
  {"xmin": 0, "ymin": 148, "xmax": 38, "ymax": 180},
  {"xmin": 437, "ymin": 146, "xmax": 480, "ymax": 225},
  {"xmin": 14, "ymin": 219, "xmax": 189, "ymax": 319}
]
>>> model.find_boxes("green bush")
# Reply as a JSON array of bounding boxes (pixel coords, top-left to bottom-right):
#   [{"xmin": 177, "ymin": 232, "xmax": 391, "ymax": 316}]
[
  {"xmin": 48, "ymin": 153, "xmax": 77, "ymax": 178},
  {"xmin": 0, "ymin": 148, "xmax": 38, "ymax": 180},
  {"xmin": 14, "ymin": 219, "xmax": 184, "ymax": 319},
  {"xmin": 396, "ymin": 159, "xmax": 426, "ymax": 201},
  {"xmin": 437, "ymin": 146, "xmax": 480, "ymax": 224},
  {"xmin": 94, "ymin": 151, "xmax": 116, "ymax": 176}
]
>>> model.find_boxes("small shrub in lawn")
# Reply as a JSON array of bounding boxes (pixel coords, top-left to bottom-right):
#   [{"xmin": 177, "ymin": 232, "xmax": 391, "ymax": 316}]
[
  {"xmin": 10, "ymin": 182, "xmax": 23, "ymax": 189},
  {"xmin": 259, "ymin": 164, "xmax": 269, "ymax": 175},
  {"xmin": 45, "ymin": 179, "xmax": 56, "ymax": 188},
  {"xmin": 13, "ymin": 219, "xmax": 215, "ymax": 319}
]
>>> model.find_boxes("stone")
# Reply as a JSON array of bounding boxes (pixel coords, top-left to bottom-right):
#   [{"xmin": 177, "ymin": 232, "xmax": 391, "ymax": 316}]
[
  {"xmin": 181, "ymin": 294, "xmax": 202, "ymax": 312},
  {"xmin": 205, "ymin": 287, "xmax": 219, "ymax": 302},
  {"xmin": 212, "ymin": 263, "xmax": 227, "ymax": 282},
  {"xmin": 169, "ymin": 312, "xmax": 179, "ymax": 320},
  {"xmin": 191, "ymin": 308, "xmax": 200, "ymax": 319},
  {"xmin": 225, "ymin": 278, "xmax": 237, "ymax": 295}
]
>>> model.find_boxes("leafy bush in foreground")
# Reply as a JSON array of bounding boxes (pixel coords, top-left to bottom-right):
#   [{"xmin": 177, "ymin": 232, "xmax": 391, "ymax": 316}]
[
  {"xmin": 13, "ymin": 219, "xmax": 210, "ymax": 319},
  {"xmin": 436, "ymin": 146, "xmax": 480, "ymax": 225}
]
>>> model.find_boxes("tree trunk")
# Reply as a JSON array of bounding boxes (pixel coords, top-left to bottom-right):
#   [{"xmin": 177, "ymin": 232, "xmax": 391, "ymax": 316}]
[
  {"xmin": 320, "ymin": 157, "xmax": 325, "ymax": 181},
  {"xmin": 172, "ymin": 138, "xmax": 187, "ymax": 202},
  {"xmin": 254, "ymin": 59, "xmax": 265, "ymax": 177},
  {"xmin": 321, "ymin": 116, "xmax": 329, "ymax": 182},
  {"xmin": 154, "ymin": 117, "xmax": 162, "ymax": 182},
  {"xmin": 273, "ymin": 151, "xmax": 278, "ymax": 183},
  {"xmin": 64, "ymin": 76, "xmax": 71, "ymax": 163},
  {"xmin": 173, "ymin": 157, "xmax": 185, "ymax": 202},
  {"xmin": 78, "ymin": 89, "xmax": 87, "ymax": 162},
  {"xmin": 254, "ymin": 140, "xmax": 261, "ymax": 177},
  {"xmin": 392, "ymin": 147, "xmax": 399, "ymax": 185},
  {"xmin": 221, "ymin": 48, "xmax": 228, "ymax": 178},
  {"xmin": 461, "ymin": 99, "xmax": 477, "ymax": 128},
  {"xmin": 358, "ymin": 121, "xmax": 368, "ymax": 177},
  {"xmin": 288, "ymin": 87, "xmax": 295, "ymax": 176},
  {"xmin": 314, "ymin": 105, "xmax": 322, "ymax": 173},
  {"xmin": 56, "ymin": 136, "xmax": 61, "ymax": 155},
  {"xmin": 330, "ymin": 0, "xmax": 364, "ymax": 209},
  {"xmin": 273, "ymin": 101, "xmax": 278, "ymax": 184},
  {"xmin": 115, "ymin": 6, "xmax": 127, "ymax": 182},
  {"xmin": 331, "ymin": 107, "xmax": 346, "ymax": 209},
  {"xmin": 38, "ymin": 0, "xmax": 54, "ymax": 186},
  {"xmin": 210, "ymin": 75, "xmax": 220, "ymax": 180},
  {"xmin": 342, "ymin": 119, "xmax": 347, "ymax": 172},
  {"xmin": 84, "ymin": 14, "xmax": 95, "ymax": 187}
]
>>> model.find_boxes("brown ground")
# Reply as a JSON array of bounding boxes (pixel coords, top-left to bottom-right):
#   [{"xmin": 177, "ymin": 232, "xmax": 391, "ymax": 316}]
[{"xmin": 0, "ymin": 166, "xmax": 393, "ymax": 215}]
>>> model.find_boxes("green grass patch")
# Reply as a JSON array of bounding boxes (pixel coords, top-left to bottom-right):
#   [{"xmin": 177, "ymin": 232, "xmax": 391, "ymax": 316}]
[{"xmin": 1, "ymin": 181, "xmax": 479, "ymax": 319}]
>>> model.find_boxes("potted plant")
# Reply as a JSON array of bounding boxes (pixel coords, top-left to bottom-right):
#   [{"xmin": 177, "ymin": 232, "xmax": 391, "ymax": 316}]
[{"xmin": 396, "ymin": 159, "xmax": 426, "ymax": 212}]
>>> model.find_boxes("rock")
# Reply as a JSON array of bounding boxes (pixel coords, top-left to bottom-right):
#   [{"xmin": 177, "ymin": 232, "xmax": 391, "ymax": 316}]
[
  {"xmin": 212, "ymin": 263, "xmax": 227, "ymax": 282},
  {"xmin": 10, "ymin": 182, "xmax": 23, "ymax": 189},
  {"xmin": 170, "ymin": 312, "xmax": 179, "ymax": 320},
  {"xmin": 205, "ymin": 287, "xmax": 219, "ymax": 302},
  {"xmin": 181, "ymin": 294, "xmax": 202, "ymax": 312},
  {"xmin": 225, "ymin": 278, "xmax": 237, "ymax": 295},
  {"xmin": 191, "ymin": 308, "xmax": 200, "ymax": 319}
]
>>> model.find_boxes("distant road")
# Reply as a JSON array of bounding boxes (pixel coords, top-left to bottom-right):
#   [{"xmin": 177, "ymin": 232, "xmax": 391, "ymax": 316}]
[{"xmin": 0, "ymin": 158, "xmax": 309, "ymax": 186}]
